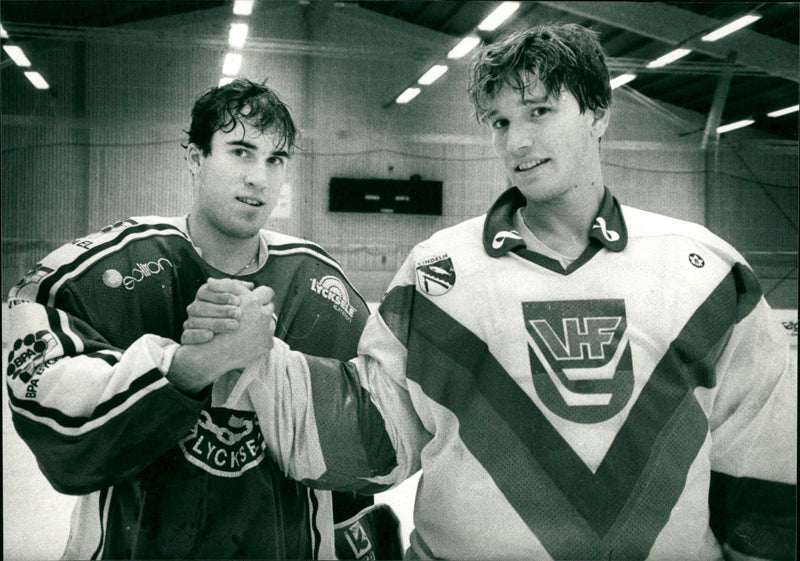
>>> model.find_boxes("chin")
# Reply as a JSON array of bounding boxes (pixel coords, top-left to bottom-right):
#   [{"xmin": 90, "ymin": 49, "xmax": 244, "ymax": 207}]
[{"xmin": 225, "ymin": 221, "xmax": 265, "ymax": 239}]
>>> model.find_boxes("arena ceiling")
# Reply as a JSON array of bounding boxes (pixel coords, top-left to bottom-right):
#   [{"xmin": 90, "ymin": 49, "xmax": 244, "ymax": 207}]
[{"xmin": 1, "ymin": 0, "xmax": 798, "ymax": 140}]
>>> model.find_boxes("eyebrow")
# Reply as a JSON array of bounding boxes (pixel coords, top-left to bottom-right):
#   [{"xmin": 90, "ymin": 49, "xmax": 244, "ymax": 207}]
[
  {"xmin": 226, "ymin": 140, "xmax": 258, "ymax": 150},
  {"xmin": 484, "ymin": 95, "xmax": 552, "ymax": 120},
  {"xmin": 226, "ymin": 140, "xmax": 290, "ymax": 158}
]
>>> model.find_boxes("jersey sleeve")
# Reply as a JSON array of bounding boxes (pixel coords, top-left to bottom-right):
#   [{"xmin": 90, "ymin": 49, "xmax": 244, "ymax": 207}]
[
  {"xmin": 245, "ymin": 250, "xmax": 430, "ymax": 493},
  {"xmin": 5, "ymin": 249, "xmax": 208, "ymax": 496},
  {"xmin": 707, "ymin": 263, "xmax": 797, "ymax": 560}
]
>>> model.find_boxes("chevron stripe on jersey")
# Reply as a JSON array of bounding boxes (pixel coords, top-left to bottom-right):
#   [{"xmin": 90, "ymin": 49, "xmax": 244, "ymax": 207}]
[{"xmin": 379, "ymin": 262, "xmax": 760, "ymax": 558}]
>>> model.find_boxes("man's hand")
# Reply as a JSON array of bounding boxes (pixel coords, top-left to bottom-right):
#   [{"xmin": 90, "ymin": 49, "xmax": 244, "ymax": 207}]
[
  {"xmin": 182, "ymin": 278, "xmax": 255, "ymax": 344},
  {"xmin": 168, "ymin": 279, "xmax": 276, "ymax": 394}
]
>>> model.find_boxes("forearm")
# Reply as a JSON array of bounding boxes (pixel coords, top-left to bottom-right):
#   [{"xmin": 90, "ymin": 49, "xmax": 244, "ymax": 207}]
[
  {"xmin": 247, "ymin": 317, "xmax": 427, "ymax": 492},
  {"xmin": 6, "ymin": 323, "xmax": 207, "ymax": 494}
]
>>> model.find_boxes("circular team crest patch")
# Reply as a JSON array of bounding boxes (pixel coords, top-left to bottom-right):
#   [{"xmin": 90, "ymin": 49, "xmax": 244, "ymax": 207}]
[
  {"xmin": 179, "ymin": 408, "xmax": 266, "ymax": 477},
  {"xmin": 415, "ymin": 254, "xmax": 456, "ymax": 296}
]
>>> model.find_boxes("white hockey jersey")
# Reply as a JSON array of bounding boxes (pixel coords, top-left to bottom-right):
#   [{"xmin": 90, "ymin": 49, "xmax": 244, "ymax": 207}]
[{"xmin": 247, "ymin": 187, "xmax": 797, "ymax": 560}]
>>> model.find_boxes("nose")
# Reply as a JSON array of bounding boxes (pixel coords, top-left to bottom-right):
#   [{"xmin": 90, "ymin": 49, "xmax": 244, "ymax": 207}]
[
  {"xmin": 244, "ymin": 164, "xmax": 269, "ymax": 190},
  {"xmin": 506, "ymin": 122, "xmax": 531, "ymax": 155}
]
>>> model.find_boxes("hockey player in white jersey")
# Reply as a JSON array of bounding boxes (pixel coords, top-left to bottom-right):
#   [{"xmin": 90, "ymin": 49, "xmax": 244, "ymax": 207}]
[{"xmin": 184, "ymin": 25, "xmax": 797, "ymax": 560}]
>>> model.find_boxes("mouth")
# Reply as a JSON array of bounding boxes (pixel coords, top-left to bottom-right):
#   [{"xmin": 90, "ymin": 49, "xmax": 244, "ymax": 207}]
[
  {"xmin": 236, "ymin": 196, "xmax": 264, "ymax": 207},
  {"xmin": 514, "ymin": 158, "xmax": 550, "ymax": 172}
]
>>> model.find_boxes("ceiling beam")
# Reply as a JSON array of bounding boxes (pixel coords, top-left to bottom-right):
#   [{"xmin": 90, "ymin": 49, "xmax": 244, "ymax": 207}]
[
  {"xmin": 702, "ymin": 50, "xmax": 737, "ymax": 150},
  {"xmin": 537, "ymin": 1, "xmax": 798, "ymax": 82}
]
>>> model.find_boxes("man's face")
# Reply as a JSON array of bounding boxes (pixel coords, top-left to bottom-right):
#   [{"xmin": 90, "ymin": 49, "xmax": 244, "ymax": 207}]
[
  {"xmin": 188, "ymin": 120, "xmax": 288, "ymax": 240},
  {"xmin": 484, "ymin": 74, "xmax": 608, "ymax": 204}
]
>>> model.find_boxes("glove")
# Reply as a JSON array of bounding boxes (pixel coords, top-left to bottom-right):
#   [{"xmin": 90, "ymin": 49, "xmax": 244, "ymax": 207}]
[{"xmin": 334, "ymin": 503, "xmax": 404, "ymax": 560}]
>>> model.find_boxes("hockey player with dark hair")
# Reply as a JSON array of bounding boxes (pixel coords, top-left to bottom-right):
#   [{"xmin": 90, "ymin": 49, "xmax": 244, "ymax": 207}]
[
  {"xmin": 184, "ymin": 25, "xmax": 796, "ymax": 561},
  {"xmin": 5, "ymin": 78, "xmax": 401, "ymax": 560}
]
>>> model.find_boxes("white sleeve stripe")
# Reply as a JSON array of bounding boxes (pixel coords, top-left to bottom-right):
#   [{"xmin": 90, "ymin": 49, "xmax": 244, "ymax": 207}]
[
  {"xmin": 94, "ymin": 487, "xmax": 114, "ymax": 560},
  {"xmin": 56, "ymin": 307, "xmax": 85, "ymax": 354},
  {"xmin": 8, "ymin": 376, "xmax": 170, "ymax": 436},
  {"xmin": 94, "ymin": 349, "xmax": 123, "ymax": 360}
]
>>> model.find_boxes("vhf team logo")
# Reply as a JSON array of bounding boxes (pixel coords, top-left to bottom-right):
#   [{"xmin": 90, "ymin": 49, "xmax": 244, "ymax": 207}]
[
  {"xmin": 415, "ymin": 254, "xmax": 456, "ymax": 296},
  {"xmin": 524, "ymin": 300, "xmax": 634, "ymax": 424}
]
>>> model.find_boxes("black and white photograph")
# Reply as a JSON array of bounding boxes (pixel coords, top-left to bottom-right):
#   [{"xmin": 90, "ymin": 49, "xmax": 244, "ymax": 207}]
[{"xmin": 2, "ymin": 1, "xmax": 797, "ymax": 560}]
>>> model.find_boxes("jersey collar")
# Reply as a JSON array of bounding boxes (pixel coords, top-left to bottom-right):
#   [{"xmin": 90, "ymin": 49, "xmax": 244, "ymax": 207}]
[{"xmin": 483, "ymin": 186, "xmax": 628, "ymax": 259}]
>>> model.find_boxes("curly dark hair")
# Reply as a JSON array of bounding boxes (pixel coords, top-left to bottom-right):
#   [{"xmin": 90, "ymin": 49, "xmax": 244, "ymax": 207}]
[
  {"xmin": 468, "ymin": 23, "xmax": 611, "ymax": 122},
  {"xmin": 186, "ymin": 78, "xmax": 298, "ymax": 155}
]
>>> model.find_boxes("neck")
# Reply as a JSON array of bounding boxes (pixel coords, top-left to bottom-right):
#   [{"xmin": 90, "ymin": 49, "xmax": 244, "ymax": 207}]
[
  {"xmin": 187, "ymin": 213, "xmax": 260, "ymax": 275},
  {"xmin": 520, "ymin": 180, "xmax": 604, "ymax": 256}
]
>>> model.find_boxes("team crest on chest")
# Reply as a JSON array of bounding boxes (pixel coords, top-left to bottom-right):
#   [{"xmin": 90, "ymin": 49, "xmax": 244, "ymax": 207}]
[
  {"xmin": 415, "ymin": 254, "xmax": 456, "ymax": 296},
  {"xmin": 179, "ymin": 409, "xmax": 266, "ymax": 477},
  {"xmin": 523, "ymin": 300, "xmax": 634, "ymax": 424}
]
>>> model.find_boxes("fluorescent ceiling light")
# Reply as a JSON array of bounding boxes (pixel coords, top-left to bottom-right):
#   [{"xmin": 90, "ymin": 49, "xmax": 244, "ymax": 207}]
[
  {"xmin": 647, "ymin": 48, "xmax": 692, "ymax": 68},
  {"xmin": 219, "ymin": 77, "xmax": 234, "ymax": 87},
  {"xmin": 396, "ymin": 87, "xmax": 421, "ymax": 104},
  {"xmin": 0, "ymin": 23, "xmax": 8, "ymax": 39},
  {"xmin": 610, "ymin": 73, "xmax": 637, "ymax": 89},
  {"xmin": 701, "ymin": 14, "xmax": 761, "ymax": 42},
  {"xmin": 767, "ymin": 104, "xmax": 799, "ymax": 118},
  {"xmin": 229, "ymin": 23, "xmax": 249, "ymax": 49},
  {"xmin": 3, "ymin": 45, "xmax": 32, "ymax": 67},
  {"xmin": 717, "ymin": 119, "xmax": 754, "ymax": 134},
  {"xmin": 418, "ymin": 65, "xmax": 448, "ymax": 85},
  {"xmin": 222, "ymin": 53, "xmax": 242, "ymax": 75},
  {"xmin": 24, "ymin": 71, "xmax": 49, "ymax": 89},
  {"xmin": 448, "ymin": 36, "xmax": 481, "ymax": 59},
  {"xmin": 233, "ymin": 0, "xmax": 254, "ymax": 16},
  {"xmin": 478, "ymin": 2, "xmax": 520, "ymax": 32}
]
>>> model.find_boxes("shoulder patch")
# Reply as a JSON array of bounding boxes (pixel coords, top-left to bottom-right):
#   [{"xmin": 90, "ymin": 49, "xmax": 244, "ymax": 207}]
[
  {"xmin": 70, "ymin": 218, "xmax": 140, "ymax": 251},
  {"xmin": 415, "ymin": 254, "xmax": 456, "ymax": 296}
]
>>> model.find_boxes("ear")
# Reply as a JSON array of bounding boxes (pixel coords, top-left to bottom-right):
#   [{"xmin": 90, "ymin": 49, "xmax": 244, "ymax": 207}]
[
  {"xmin": 590, "ymin": 106, "xmax": 610, "ymax": 139},
  {"xmin": 186, "ymin": 143, "xmax": 204, "ymax": 177}
]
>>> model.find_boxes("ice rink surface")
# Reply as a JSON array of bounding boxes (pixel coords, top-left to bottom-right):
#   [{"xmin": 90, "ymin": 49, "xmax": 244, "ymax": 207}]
[{"xmin": 2, "ymin": 304, "xmax": 419, "ymax": 560}]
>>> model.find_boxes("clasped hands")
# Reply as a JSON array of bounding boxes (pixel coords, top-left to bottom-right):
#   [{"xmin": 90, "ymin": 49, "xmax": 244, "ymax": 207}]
[{"xmin": 167, "ymin": 278, "xmax": 274, "ymax": 394}]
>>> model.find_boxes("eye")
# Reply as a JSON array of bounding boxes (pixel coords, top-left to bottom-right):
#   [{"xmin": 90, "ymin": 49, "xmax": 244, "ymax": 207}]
[
  {"xmin": 530, "ymin": 107, "xmax": 551, "ymax": 118},
  {"xmin": 266, "ymin": 155, "xmax": 286, "ymax": 166},
  {"xmin": 491, "ymin": 118, "xmax": 509, "ymax": 130},
  {"xmin": 232, "ymin": 148, "xmax": 252, "ymax": 159}
]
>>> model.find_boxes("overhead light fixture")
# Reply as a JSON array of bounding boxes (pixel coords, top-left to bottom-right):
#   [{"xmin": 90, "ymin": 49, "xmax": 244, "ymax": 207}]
[
  {"xmin": 24, "ymin": 71, "xmax": 49, "ymax": 89},
  {"xmin": 3, "ymin": 45, "xmax": 32, "ymax": 67},
  {"xmin": 647, "ymin": 48, "xmax": 692, "ymax": 68},
  {"xmin": 767, "ymin": 104, "xmax": 799, "ymax": 118},
  {"xmin": 229, "ymin": 23, "xmax": 249, "ymax": 49},
  {"xmin": 222, "ymin": 53, "xmax": 242, "ymax": 75},
  {"xmin": 447, "ymin": 36, "xmax": 481, "ymax": 59},
  {"xmin": 395, "ymin": 87, "xmax": 421, "ymax": 104},
  {"xmin": 701, "ymin": 14, "xmax": 762, "ymax": 42},
  {"xmin": 418, "ymin": 65, "xmax": 448, "ymax": 85},
  {"xmin": 219, "ymin": 77, "xmax": 235, "ymax": 87},
  {"xmin": 717, "ymin": 119, "xmax": 754, "ymax": 134},
  {"xmin": 610, "ymin": 73, "xmax": 637, "ymax": 89},
  {"xmin": 0, "ymin": 23, "xmax": 8, "ymax": 39},
  {"xmin": 233, "ymin": 0, "xmax": 254, "ymax": 16},
  {"xmin": 478, "ymin": 2, "xmax": 520, "ymax": 32}
]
